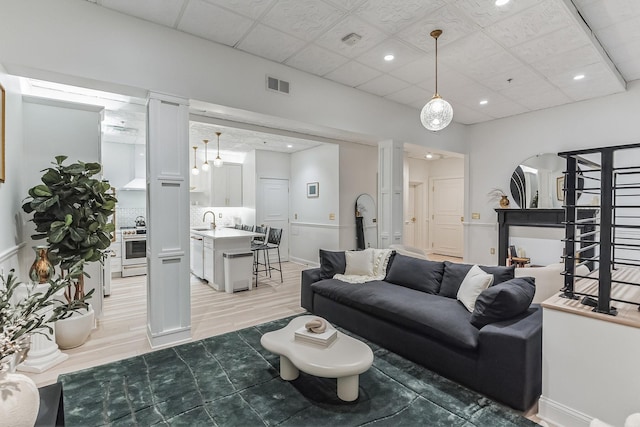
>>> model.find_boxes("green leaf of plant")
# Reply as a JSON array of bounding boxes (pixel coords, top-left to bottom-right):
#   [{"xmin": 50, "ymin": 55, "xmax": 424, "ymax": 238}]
[
  {"xmin": 49, "ymin": 227, "xmax": 67, "ymax": 244},
  {"xmin": 34, "ymin": 195, "xmax": 59, "ymax": 213},
  {"xmin": 41, "ymin": 169, "xmax": 61, "ymax": 185},
  {"xmin": 54, "ymin": 155, "xmax": 68, "ymax": 165}
]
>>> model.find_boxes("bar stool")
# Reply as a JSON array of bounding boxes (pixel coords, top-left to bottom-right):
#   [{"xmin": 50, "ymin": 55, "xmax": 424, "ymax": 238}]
[
  {"xmin": 262, "ymin": 228, "xmax": 283, "ymax": 283},
  {"xmin": 251, "ymin": 226, "xmax": 268, "ymax": 285},
  {"xmin": 242, "ymin": 224, "xmax": 254, "ymax": 232}
]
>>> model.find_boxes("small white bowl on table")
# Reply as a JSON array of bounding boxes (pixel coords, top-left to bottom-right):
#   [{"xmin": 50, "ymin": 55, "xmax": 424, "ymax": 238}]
[{"xmin": 260, "ymin": 315, "xmax": 374, "ymax": 401}]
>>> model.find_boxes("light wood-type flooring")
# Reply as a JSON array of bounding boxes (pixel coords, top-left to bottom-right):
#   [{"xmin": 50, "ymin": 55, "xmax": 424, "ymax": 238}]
[{"xmin": 26, "ymin": 261, "xmax": 308, "ymax": 387}]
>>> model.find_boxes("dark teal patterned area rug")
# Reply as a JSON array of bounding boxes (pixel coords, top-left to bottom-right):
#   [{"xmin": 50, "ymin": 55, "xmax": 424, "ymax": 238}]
[{"xmin": 59, "ymin": 316, "xmax": 536, "ymax": 426}]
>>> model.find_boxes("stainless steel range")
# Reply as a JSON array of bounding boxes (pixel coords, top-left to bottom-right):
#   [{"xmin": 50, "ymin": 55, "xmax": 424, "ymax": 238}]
[{"xmin": 121, "ymin": 226, "xmax": 147, "ymax": 277}]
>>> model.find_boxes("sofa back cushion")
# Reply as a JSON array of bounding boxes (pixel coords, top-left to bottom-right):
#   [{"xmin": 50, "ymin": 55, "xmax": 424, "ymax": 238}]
[
  {"xmin": 439, "ymin": 261, "xmax": 515, "ymax": 298},
  {"xmin": 385, "ymin": 253, "xmax": 445, "ymax": 294},
  {"xmin": 319, "ymin": 249, "xmax": 346, "ymax": 279},
  {"xmin": 470, "ymin": 277, "xmax": 536, "ymax": 329}
]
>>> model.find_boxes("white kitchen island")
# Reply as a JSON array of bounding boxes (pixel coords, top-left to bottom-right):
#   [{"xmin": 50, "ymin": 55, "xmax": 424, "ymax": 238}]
[{"xmin": 191, "ymin": 228, "xmax": 261, "ymax": 291}]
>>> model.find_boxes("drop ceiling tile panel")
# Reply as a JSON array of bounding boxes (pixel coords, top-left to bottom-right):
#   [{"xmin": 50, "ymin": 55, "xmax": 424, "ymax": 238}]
[
  {"xmin": 443, "ymin": 83, "xmax": 499, "ymax": 108},
  {"xmin": 549, "ymin": 62, "xmax": 625, "ymax": 99},
  {"xmin": 531, "ymin": 44, "xmax": 602, "ymax": 77},
  {"xmin": 480, "ymin": 65, "xmax": 540, "ymax": 92},
  {"xmin": 455, "ymin": 50, "xmax": 524, "ymax": 84},
  {"xmin": 314, "ymin": 15, "xmax": 388, "ymax": 58},
  {"xmin": 484, "ymin": 0, "xmax": 574, "ymax": 48},
  {"xmin": 354, "ymin": 0, "xmax": 446, "ymax": 34},
  {"xmin": 498, "ymin": 76, "xmax": 558, "ymax": 101},
  {"xmin": 438, "ymin": 31, "xmax": 504, "ymax": 70},
  {"xmin": 261, "ymin": 0, "xmax": 345, "ymax": 42},
  {"xmin": 356, "ymin": 74, "xmax": 410, "ymax": 97},
  {"xmin": 481, "ymin": 99, "xmax": 530, "ymax": 119},
  {"xmin": 390, "ymin": 58, "xmax": 435, "ymax": 85},
  {"xmin": 285, "ymin": 44, "xmax": 349, "ymax": 76},
  {"xmin": 420, "ymin": 65, "xmax": 479, "ymax": 93},
  {"xmin": 453, "ymin": 0, "xmax": 540, "ymax": 28},
  {"xmin": 178, "ymin": 0, "xmax": 254, "ymax": 47},
  {"xmin": 512, "ymin": 87, "xmax": 572, "ymax": 111},
  {"xmin": 614, "ymin": 47, "xmax": 640, "ymax": 81},
  {"xmin": 396, "ymin": 4, "xmax": 479, "ymax": 52},
  {"xmin": 384, "ymin": 86, "xmax": 430, "ymax": 105},
  {"xmin": 573, "ymin": 0, "xmax": 640, "ymax": 31},
  {"xmin": 99, "ymin": 0, "xmax": 186, "ymax": 27},
  {"xmin": 202, "ymin": 0, "xmax": 275, "ymax": 20},
  {"xmin": 509, "ymin": 25, "xmax": 591, "ymax": 64},
  {"xmin": 355, "ymin": 39, "xmax": 425, "ymax": 72},
  {"xmin": 446, "ymin": 103, "xmax": 494, "ymax": 125},
  {"xmin": 324, "ymin": 60, "xmax": 382, "ymax": 87},
  {"xmin": 324, "ymin": 0, "xmax": 367, "ymax": 11},
  {"xmin": 237, "ymin": 24, "xmax": 306, "ymax": 62}
]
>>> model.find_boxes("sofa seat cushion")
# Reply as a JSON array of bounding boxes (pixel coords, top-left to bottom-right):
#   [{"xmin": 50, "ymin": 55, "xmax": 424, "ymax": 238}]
[{"xmin": 311, "ymin": 279, "xmax": 479, "ymax": 351}]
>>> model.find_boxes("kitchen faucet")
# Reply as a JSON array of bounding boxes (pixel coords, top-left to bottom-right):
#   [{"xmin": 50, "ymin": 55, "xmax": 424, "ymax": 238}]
[{"xmin": 203, "ymin": 210, "xmax": 216, "ymax": 229}]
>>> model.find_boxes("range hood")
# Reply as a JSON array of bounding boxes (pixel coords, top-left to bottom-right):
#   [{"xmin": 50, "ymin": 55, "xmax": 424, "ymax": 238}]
[{"xmin": 122, "ymin": 144, "xmax": 146, "ymax": 191}]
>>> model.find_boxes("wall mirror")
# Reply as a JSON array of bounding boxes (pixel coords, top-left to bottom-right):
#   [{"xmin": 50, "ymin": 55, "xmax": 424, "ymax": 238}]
[
  {"xmin": 510, "ymin": 153, "xmax": 584, "ymax": 209},
  {"xmin": 355, "ymin": 193, "xmax": 377, "ymax": 249}
]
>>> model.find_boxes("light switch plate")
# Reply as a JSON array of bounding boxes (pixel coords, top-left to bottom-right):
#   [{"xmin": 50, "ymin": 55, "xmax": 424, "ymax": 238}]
[
  {"xmin": 472, "ymin": 212, "xmax": 480, "ymax": 220},
  {"xmin": 329, "ymin": 213, "xmax": 335, "ymax": 220}
]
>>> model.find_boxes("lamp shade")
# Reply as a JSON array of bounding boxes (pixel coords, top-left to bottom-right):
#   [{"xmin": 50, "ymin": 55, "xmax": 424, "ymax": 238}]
[
  {"xmin": 213, "ymin": 156, "xmax": 223, "ymax": 168},
  {"xmin": 420, "ymin": 95, "xmax": 453, "ymax": 131}
]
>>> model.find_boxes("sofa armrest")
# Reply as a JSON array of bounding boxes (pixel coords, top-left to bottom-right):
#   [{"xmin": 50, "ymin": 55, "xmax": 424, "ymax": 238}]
[
  {"xmin": 477, "ymin": 305, "xmax": 542, "ymax": 411},
  {"xmin": 301, "ymin": 268, "xmax": 322, "ymax": 311}
]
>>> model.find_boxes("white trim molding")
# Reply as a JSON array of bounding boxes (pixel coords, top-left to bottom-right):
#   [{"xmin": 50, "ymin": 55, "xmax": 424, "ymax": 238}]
[
  {"xmin": 538, "ymin": 396, "xmax": 593, "ymax": 427},
  {"xmin": 290, "ymin": 222, "xmax": 340, "ymax": 229},
  {"xmin": 0, "ymin": 243, "xmax": 24, "ymax": 264}
]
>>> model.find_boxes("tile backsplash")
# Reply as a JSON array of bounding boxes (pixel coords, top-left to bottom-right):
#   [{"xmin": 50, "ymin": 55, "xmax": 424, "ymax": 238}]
[
  {"xmin": 190, "ymin": 207, "xmax": 254, "ymax": 228},
  {"xmin": 116, "ymin": 207, "xmax": 146, "ymax": 228}
]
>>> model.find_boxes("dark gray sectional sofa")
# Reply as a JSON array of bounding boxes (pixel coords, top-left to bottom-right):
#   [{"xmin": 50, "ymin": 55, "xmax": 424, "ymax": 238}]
[{"xmin": 300, "ymin": 251, "xmax": 542, "ymax": 411}]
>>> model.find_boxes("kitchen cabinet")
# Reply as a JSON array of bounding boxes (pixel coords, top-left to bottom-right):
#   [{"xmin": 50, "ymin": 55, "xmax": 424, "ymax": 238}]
[
  {"xmin": 210, "ymin": 164, "xmax": 242, "ymax": 207},
  {"xmin": 110, "ymin": 231, "xmax": 122, "ymax": 276},
  {"xmin": 190, "ymin": 234, "xmax": 204, "ymax": 278},
  {"xmin": 203, "ymin": 237, "xmax": 214, "ymax": 283}
]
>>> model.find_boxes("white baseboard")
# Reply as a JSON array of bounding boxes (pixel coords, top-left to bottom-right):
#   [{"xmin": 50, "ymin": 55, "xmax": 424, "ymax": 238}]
[
  {"xmin": 538, "ymin": 396, "xmax": 593, "ymax": 427},
  {"xmin": 289, "ymin": 256, "xmax": 318, "ymax": 268}
]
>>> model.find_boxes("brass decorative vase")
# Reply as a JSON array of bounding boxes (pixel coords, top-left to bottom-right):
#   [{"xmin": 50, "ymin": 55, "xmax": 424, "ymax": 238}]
[
  {"xmin": 28, "ymin": 245, "xmax": 54, "ymax": 284},
  {"xmin": 499, "ymin": 195, "xmax": 510, "ymax": 208}
]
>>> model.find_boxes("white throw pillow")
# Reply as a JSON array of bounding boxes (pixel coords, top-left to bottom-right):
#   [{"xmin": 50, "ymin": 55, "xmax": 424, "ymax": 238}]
[
  {"xmin": 457, "ymin": 265, "xmax": 494, "ymax": 312},
  {"xmin": 344, "ymin": 250, "xmax": 374, "ymax": 276}
]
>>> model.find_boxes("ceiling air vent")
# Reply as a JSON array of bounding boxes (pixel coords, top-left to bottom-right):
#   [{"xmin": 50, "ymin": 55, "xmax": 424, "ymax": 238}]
[{"xmin": 266, "ymin": 76, "xmax": 290, "ymax": 95}]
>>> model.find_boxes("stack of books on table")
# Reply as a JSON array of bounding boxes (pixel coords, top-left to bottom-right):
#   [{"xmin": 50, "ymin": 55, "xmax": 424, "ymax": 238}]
[{"xmin": 294, "ymin": 326, "xmax": 337, "ymax": 346}]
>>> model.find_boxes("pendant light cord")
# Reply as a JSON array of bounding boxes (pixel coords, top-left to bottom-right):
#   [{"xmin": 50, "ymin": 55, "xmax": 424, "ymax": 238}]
[{"xmin": 431, "ymin": 29, "xmax": 442, "ymax": 97}]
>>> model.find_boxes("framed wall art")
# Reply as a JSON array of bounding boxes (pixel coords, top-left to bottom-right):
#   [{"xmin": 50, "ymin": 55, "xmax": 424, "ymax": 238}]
[{"xmin": 307, "ymin": 182, "xmax": 319, "ymax": 198}]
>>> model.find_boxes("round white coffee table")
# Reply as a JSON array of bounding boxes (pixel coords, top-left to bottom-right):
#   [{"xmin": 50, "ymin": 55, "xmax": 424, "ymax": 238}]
[{"xmin": 260, "ymin": 315, "xmax": 374, "ymax": 401}]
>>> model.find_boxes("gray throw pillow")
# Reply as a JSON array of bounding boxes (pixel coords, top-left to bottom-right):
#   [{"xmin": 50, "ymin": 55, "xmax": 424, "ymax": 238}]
[
  {"xmin": 470, "ymin": 277, "xmax": 536, "ymax": 329},
  {"xmin": 385, "ymin": 253, "xmax": 444, "ymax": 294},
  {"xmin": 319, "ymin": 249, "xmax": 346, "ymax": 279},
  {"xmin": 439, "ymin": 261, "xmax": 515, "ymax": 298}
]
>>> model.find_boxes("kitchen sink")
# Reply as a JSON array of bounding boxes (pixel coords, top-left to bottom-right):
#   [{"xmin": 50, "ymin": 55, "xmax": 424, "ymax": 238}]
[{"xmin": 191, "ymin": 226, "xmax": 212, "ymax": 231}]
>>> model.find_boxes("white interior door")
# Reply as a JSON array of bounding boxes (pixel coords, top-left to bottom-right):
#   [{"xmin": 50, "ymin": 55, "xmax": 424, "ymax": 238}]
[
  {"xmin": 258, "ymin": 178, "xmax": 289, "ymax": 261},
  {"xmin": 404, "ymin": 185, "xmax": 416, "ymax": 246},
  {"xmin": 430, "ymin": 177, "xmax": 463, "ymax": 257}
]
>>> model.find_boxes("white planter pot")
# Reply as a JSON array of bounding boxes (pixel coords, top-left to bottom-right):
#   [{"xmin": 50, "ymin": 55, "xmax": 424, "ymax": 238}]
[
  {"xmin": 55, "ymin": 305, "xmax": 95, "ymax": 350},
  {"xmin": 0, "ymin": 371, "xmax": 40, "ymax": 427}
]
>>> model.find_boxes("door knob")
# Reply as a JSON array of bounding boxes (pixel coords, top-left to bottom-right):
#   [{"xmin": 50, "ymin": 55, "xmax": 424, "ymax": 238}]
[{"xmin": 411, "ymin": 217, "xmax": 416, "ymax": 223}]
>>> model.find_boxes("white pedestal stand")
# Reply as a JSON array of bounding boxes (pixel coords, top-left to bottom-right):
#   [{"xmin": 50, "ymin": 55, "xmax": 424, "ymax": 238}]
[{"xmin": 15, "ymin": 283, "xmax": 68, "ymax": 373}]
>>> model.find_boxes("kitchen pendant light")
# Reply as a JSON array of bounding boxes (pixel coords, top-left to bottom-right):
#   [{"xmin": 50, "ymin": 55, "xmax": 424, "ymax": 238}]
[
  {"xmin": 420, "ymin": 29, "xmax": 453, "ymax": 132},
  {"xmin": 213, "ymin": 132, "xmax": 224, "ymax": 168},
  {"xmin": 201, "ymin": 139, "xmax": 210, "ymax": 172},
  {"xmin": 191, "ymin": 146, "xmax": 200, "ymax": 175}
]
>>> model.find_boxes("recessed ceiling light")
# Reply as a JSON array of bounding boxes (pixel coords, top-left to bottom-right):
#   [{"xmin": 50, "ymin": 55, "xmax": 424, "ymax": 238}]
[
  {"xmin": 495, "ymin": 0, "xmax": 510, "ymax": 5},
  {"xmin": 425, "ymin": 153, "xmax": 433, "ymax": 159},
  {"xmin": 573, "ymin": 74, "xmax": 585, "ymax": 80},
  {"xmin": 384, "ymin": 54, "xmax": 394, "ymax": 61},
  {"xmin": 287, "ymin": 144, "xmax": 293, "ymax": 148},
  {"xmin": 479, "ymin": 100, "xmax": 488, "ymax": 105}
]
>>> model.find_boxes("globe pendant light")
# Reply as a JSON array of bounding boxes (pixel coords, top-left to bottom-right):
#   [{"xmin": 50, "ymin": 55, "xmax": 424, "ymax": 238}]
[
  {"xmin": 213, "ymin": 132, "xmax": 224, "ymax": 168},
  {"xmin": 201, "ymin": 139, "xmax": 210, "ymax": 172},
  {"xmin": 420, "ymin": 29, "xmax": 453, "ymax": 131},
  {"xmin": 191, "ymin": 146, "xmax": 200, "ymax": 175}
]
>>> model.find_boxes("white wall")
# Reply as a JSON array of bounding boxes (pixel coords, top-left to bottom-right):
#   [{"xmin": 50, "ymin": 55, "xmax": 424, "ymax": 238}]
[
  {"xmin": 465, "ymin": 80, "xmax": 640, "ymax": 265},
  {"xmin": 21, "ymin": 97, "xmax": 104, "ymax": 315},
  {"xmin": 0, "ymin": 0, "xmax": 467, "ymax": 156},
  {"xmin": 290, "ymin": 144, "xmax": 340, "ymax": 264},
  {"xmin": 338, "ymin": 142, "xmax": 377, "ymax": 251},
  {"xmin": 0, "ymin": 69, "xmax": 24, "ymax": 275}
]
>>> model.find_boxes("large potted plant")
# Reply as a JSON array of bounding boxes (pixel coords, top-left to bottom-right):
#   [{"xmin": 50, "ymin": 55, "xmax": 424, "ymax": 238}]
[{"xmin": 22, "ymin": 156, "xmax": 117, "ymax": 348}]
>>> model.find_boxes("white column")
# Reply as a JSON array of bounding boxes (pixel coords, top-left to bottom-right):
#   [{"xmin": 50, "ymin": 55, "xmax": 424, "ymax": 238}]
[
  {"xmin": 146, "ymin": 92, "xmax": 191, "ymax": 348},
  {"xmin": 378, "ymin": 140, "xmax": 403, "ymax": 248},
  {"xmin": 16, "ymin": 283, "xmax": 68, "ymax": 373}
]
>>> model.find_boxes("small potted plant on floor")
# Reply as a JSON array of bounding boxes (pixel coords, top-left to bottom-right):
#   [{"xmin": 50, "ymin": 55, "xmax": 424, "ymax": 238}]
[{"xmin": 22, "ymin": 156, "xmax": 117, "ymax": 349}]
